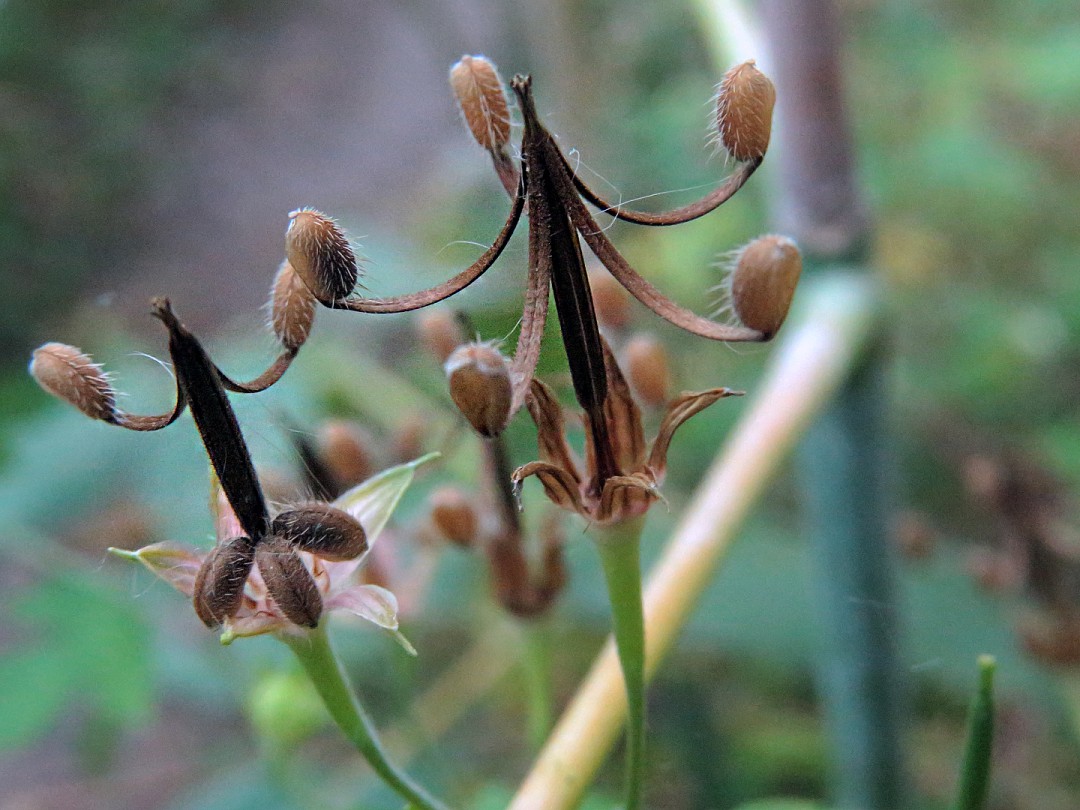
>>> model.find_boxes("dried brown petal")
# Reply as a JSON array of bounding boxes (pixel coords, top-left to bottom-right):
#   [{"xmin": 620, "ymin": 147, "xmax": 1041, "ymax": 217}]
[
  {"xmin": 715, "ymin": 60, "xmax": 776, "ymax": 163},
  {"xmin": 445, "ymin": 342, "xmax": 513, "ymax": 437},
  {"xmin": 30, "ymin": 343, "xmax": 117, "ymax": 422},
  {"xmin": 730, "ymin": 235, "xmax": 801, "ymax": 338},
  {"xmin": 272, "ymin": 503, "xmax": 368, "ymax": 562},
  {"xmin": 429, "ymin": 486, "xmax": 479, "ymax": 547},
  {"xmin": 285, "ymin": 208, "xmax": 359, "ymax": 303},
  {"xmin": 269, "ymin": 259, "xmax": 317, "ymax": 350},
  {"xmin": 647, "ymin": 388, "xmax": 742, "ymax": 478},
  {"xmin": 512, "ymin": 461, "xmax": 586, "ymax": 517},
  {"xmin": 193, "ymin": 536, "xmax": 256, "ymax": 628},
  {"xmin": 256, "ymin": 536, "xmax": 323, "ymax": 628},
  {"xmin": 450, "ymin": 55, "xmax": 512, "ymax": 151},
  {"xmin": 624, "ymin": 334, "xmax": 671, "ymax": 408},
  {"xmin": 318, "ymin": 420, "xmax": 375, "ymax": 489}
]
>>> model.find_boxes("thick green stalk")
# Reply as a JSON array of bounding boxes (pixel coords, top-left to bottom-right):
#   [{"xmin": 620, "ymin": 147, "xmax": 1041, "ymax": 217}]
[
  {"xmin": 595, "ymin": 516, "xmax": 647, "ymax": 810},
  {"xmin": 521, "ymin": 619, "xmax": 555, "ymax": 749},
  {"xmin": 282, "ymin": 625, "xmax": 449, "ymax": 810},
  {"xmin": 953, "ymin": 655, "xmax": 996, "ymax": 810}
]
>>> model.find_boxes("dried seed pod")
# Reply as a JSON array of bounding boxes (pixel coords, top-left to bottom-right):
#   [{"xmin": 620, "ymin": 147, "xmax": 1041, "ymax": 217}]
[
  {"xmin": 192, "ymin": 535, "xmax": 256, "ymax": 628},
  {"xmin": 272, "ymin": 503, "xmax": 368, "ymax": 561},
  {"xmin": 429, "ymin": 486, "xmax": 479, "ymax": 547},
  {"xmin": 256, "ymin": 536, "xmax": 323, "ymax": 628},
  {"xmin": 450, "ymin": 55, "xmax": 512, "ymax": 151},
  {"xmin": 416, "ymin": 309, "xmax": 465, "ymax": 365},
  {"xmin": 715, "ymin": 60, "xmax": 776, "ymax": 162},
  {"xmin": 317, "ymin": 420, "xmax": 375, "ymax": 490},
  {"xmin": 730, "ymin": 235, "xmax": 801, "ymax": 338},
  {"xmin": 445, "ymin": 341, "xmax": 512, "ymax": 437},
  {"xmin": 589, "ymin": 269, "xmax": 632, "ymax": 331},
  {"xmin": 269, "ymin": 259, "xmax": 317, "ymax": 350},
  {"xmin": 624, "ymin": 334, "xmax": 671, "ymax": 408},
  {"xmin": 30, "ymin": 342, "xmax": 117, "ymax": 422},
  {"xmin": 285, "ymin": 208, "xmax": 359, "ymax": 303}
]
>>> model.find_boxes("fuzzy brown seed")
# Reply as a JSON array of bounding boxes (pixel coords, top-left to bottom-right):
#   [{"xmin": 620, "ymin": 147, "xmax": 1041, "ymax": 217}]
[
  {"xmin": 272, "ymin": 503, "xmax": 368, "ymax": 561},
  {"xmin": 192, "ymin": 535, "xmax": 256, "ymax": 628},
  {"xmin": 30, "ymin": 342, "xmax": 117, "ymax": 422},
  {"xmin": 256, "ymin": 536, "xmax": 323, "ymax": 628},
  {"xmin": 624, "ymin": 334, "xmax": 671, "ymax": 408},
  {"xmin": 285, "ymin": 208, "xmax": 359, "ymax": 303},
  {"xmin": 589, "ymin": 269, "xmax": 633, "ymax": 331},
  {"xmin": 416, "ymin": 309, "xmax": 466, "ymax": 365},
  {"xmin": 445, "ymin": 342, "xmax": 513, "ymax": 437},
  {"xmin": 429, "ymin": 486, "xmax": 479, "ymax": 547},
  {"xmin": 730, "ymin": 235, "xmax": 801, "ymax": 338},
  {"xmin": 449, "ymin": 55, "xmax": 512, "ymax": 151},
  {"xmin": 318, "ymin": 420, "xmax": 375, "ymax": 489},
  {"xmin": 269, "ymin": 259, "xmax": 317, "ymax": 350},
  {"xmin": 715, "ymin": 60, "xmax": 776, "ymax": 162}
]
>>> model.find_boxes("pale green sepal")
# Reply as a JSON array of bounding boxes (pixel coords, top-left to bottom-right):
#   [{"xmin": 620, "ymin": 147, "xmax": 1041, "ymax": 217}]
[{"xmin": 333, "ymin": 452, "xmax": 440, "ymax": 550}]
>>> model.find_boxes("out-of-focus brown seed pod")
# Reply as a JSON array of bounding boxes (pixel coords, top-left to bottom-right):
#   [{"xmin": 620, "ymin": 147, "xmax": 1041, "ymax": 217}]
[
  {"xmin": 715, "ymin": 60, "xmax": 776, "ymax": 163},
  {"xmin": 272, "ymin": 503, "xmax": 368, "ymax": 561},
  {"xmin": 417, "ymin": 309, "xmax": 465, "ymax": 365},
  {"xmin": 445, "ymin": 342, "xmax": 512, "ymax": 437},
  {"xmin": 269, "ymin": 259, "xmax": 317, "ymax": 351},
  {"xmin": 449, "ymin": 55, "xmax": 512, "ymax": 152},
  {"xmin": 730, "ymin": 235, "xmax": 801, "ymax": 339},
  {"xmin": 624, "ymin": 334, "xmax": 671, "ymax": 408},
  {"xmin": 318, "ymin": 420, "xmax": 375, "ymax": 489},
  {"xmin": 285, "ymin": 208, "xmax": 359, "ymax": 303},
  {"xmin": 30, "ymin": 343, "xmax": 118, "ymax": 422},
  {"xmin": 193, "ymin": 535, "xmax": 256, "ymax": 628},
  {"xmin": 589, "ymin": 269, "xmax": 632, "ymax": 331},
  {"xmin": 429, "ymin": 486, "xmax": 479, "ymax": 547},
  {"xmin": 256, "ymin": 536, "xmax": 323, "ymax": 628}
]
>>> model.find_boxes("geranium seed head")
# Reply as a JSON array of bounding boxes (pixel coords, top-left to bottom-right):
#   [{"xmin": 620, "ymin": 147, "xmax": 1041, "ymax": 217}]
[
  {"xmin": 256, "ymin": 536, "xmax": 323, "ymax": 628},
  {"xmin": 269, "ymin": 259, "xmax": 317, "ymax": 350},
  {"xmin": 192, "ymin": 535, "xmax": 256, "ymax": 628},
  {"xmin": 730, "ymin": 235, "xmax": 802, "ymax": 338},
  {"xmin": 715, "ymin": 60, "xmax": 776, "ymax": 163},
  {"xmin": 429, "ymin": 486, "xmax": 479, "ymax": 547},
  {"xmin": 272, "ymin": 503, "xmax": 368, "ymax": 562},
  {"xmin": 624, "ymin": 334, "xmax": 671, "ymax": 408},
  {"xmin": 450, "ymin": 55, "xmax": 512, "ymax": 152},
  {"xmin": 30, "ymin": 342, "xmax": 117, "ymax": 422},
  {"xmin": 445, "ymin": 341, "xmax": 513, "ymax": 438},
  {"xmin": 285, "ymin": 208, "xmax": 359, "ymax": 303}
]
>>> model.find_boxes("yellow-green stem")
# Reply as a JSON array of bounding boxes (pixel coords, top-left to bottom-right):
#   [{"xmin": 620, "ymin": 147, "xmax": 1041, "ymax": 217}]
[
  {"xmin": 282, "ymin": 624, "xmax": 449, "ymax": 810},
  {"xmin": 595, "ymin": 516, "xmax": 647, "ymax": 810},
  {"xmin": 521, "ymin": 618, "xmax": 555, "ymax": 749}
]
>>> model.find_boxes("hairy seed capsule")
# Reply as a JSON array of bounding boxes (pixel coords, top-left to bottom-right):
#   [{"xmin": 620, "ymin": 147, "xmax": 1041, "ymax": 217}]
[
  {"xmin": 449, "ymin": 55, "xmax": 512, "ymax": 151},
  {"xmin": 429, "ymin": 486, "xmax": 479, "ymax": 547},
  {"xmin": 256, "ymin": 536, "xmax": 323, "ymax": 628},
  {"xmin": 272, "ymin": 503, "xmax": 368, "ymax": 561},
  {"xmin": 715, "ymin": 60, "xmax": 776, "ymax": 162},
  {"xmin": 192, "ymin": 535, "xmax": 256, "ymax": 628},
  {"xmin": 445, "ymin": 342, "xmax": 513, "ymax": 437},
  {"xmin": 624, "ymin": 334, "xmax": 671, "ymax": 408},
  {"xmin": 285, "ymin": 208, "xmax": 359, "ymax": 303},
  {"xmin": 30, "ymin": 342, "xmax": 117, "ymax": 422},
  {"xmin": 269, "ymin": 259, "xmax": 317, "ymax": 350},
  {"xmin": 730, "ymin": 235, "xmax": 802, "ymax": 338}
]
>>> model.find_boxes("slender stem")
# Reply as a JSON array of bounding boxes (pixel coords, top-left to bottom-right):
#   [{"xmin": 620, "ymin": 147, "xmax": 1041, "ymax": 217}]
[
  {"xmin": 954, "ymin": 655, "xmax": 996, "ymax": 810},
  {"xmin": 282, "ymin": 625, "xmax": 449, "ymax": 810},
  {"xmin": 521, "ymin": 618, "xmax": 555, "ymax": 750},
  {"xmin": 594, "ymin": 516, "xmax": 647, "ymax": 810}
]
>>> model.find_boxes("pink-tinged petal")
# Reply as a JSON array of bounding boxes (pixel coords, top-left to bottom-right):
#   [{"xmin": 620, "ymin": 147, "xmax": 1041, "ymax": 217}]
[
  {"xmin": 109, "ymin": 543, "xmax": 203, "ymax": 597},
  {"xmin": 647, "ymin": 388, "xmax": 743, "ymax": 479},
  {"xmin": 328, "ymin": 584, "xmax": 417, "ymax": 655},
  {"xmin": 210, "ymin": 472, "xmax": 244, "ymax": 543},
  {"xmin": 333, "ymin": 453, "xmax": 440, "ymax": 553},
  {"xmin": 220, "ymin": 610, "xmax": 293, "ymax": 645}
]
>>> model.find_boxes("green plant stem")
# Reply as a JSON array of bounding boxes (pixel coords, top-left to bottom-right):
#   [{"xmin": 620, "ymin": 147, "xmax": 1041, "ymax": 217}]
[
  {"xmin": 282, "ymin": 624, "xmax": 449, "ymax": 810},
  {"xmin": 521, "ymin": 618, "xmax": 555, "ymax": 750},
  {"xmin": 595, "ymin": 516, "xmax": 647, "ymax": 810},
  {"xmin": 954, "ymin": 655, "xmax": 996, "ymax": 810}
]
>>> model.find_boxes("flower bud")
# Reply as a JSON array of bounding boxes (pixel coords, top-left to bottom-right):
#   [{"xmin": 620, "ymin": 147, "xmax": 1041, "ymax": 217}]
[
  {"xmin": 445, "ymin": 342, "xmax": 512, "ymax": 437},
  {"xmin": 269, "ymin": 259, "xmax": 317, "ymax": 351},
  {"xmin": 193, "ymin": 535, "xmax": 257, "ymax": 628},
  {"xmin": 429, "ymin": 486, "xmax": 479, "ymax": 547},
  {"xmin": 715, "ymin": 60, "xmax": 776, "ymax": 162},
  {"xmin": 318, "ymin": 420, "xmax": 375, "ymax": 489},
  {"xmin": 30, "ymin": 342, "xmax": 117, "ymax": 422},
  {"xmin": 416, "ymin": 309, "xmax": 465, "ymax": 365},
  {"xmin": 624, "ymin": 334, "xmax": 671, "ymax": 408},
  {"xmin": 589, "ymin": 269, "xmax": 632, "ymax": 331},
  {"xmin": 730, "ymin": 235, "xmax": 801, "ymax": 338},
  {"xmin": 272, "ymin": 503, "xmax": 368, "ymax": 561},
  {"xmin": 285, "ymin": 208, "xmax": 359, "ymax": 303},
  {"xmin": 449, "ymin": 55, "xmax": 512, "ymax": 151},
  {"xmin": 256, "ymin": 536, "xmax": 323, "ymax": 628}
]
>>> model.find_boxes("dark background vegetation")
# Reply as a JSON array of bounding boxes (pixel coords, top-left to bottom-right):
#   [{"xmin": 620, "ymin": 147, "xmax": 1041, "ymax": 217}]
[{"xmin": 2, "ymin": 0, "xmax": 1080, "ymax": 807}]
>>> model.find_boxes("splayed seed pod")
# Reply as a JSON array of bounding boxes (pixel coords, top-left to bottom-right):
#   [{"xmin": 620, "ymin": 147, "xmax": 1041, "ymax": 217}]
[
  {"xmin": 285, "ymin": 208, "xmax": 359, "ymax": 303},
  {"xmin": 730, "ymin": 235, "xmax": 802, "ymax": 339},
  {"xmin": 715, "ymin": 60, "xmax": 776, "ymax": 162},
  {"xmin": 192, "ymin": 535, "xmax": 256, "ymax": 627},
  {"xmin": 272, "ymin": 503, "xmax": 368, "ymax": 561},
  {"xmin": 624, "ymin": 335, "xmax": 671, "ymax": 408},
  {"xmin": 256, "ymin": 536, "xmax": 323, "ymax": 628},
  {"xmin": 429, "ymin": 486, "xmax": 479, "ymax": 547},
  {"xmin": 30, "ymin": 342, "xmax": 117, "ymax": 422},
  {"xmin": 445, "ymin": 342, "xmax": 513, "ymax": 437},
  {"xmin": 450, "ymin": 55, "xmax": 512, "ymax": 152},
  {"xmin": 269, "ymin": 259, "xmax": 317, "ymax": 350}
]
